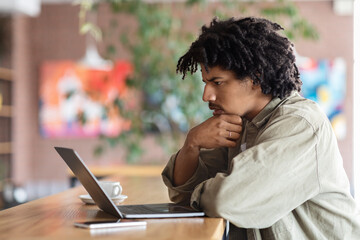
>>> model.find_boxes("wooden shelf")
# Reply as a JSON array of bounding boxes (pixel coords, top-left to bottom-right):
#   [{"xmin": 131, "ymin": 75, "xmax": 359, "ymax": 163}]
[
  {"xmin": 0, "ymin": 67, "xmax": 12, "ymax": 195},
  {"xmin": 0, "ymin": 142, "xmax": 11, "ymax": 155},
  {"xmin": 0, "ymin": 68, "xmax": 12, "ymax": 81},
  {"xmin": 0, "ymin": 105, "xmax": 11, "ymax": 117}
]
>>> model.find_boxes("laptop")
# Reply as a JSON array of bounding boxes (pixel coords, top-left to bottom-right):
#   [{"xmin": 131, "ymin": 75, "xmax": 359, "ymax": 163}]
[{"xmin": 55, "ymin": 147, "xmax": 205, "ymax": 219}]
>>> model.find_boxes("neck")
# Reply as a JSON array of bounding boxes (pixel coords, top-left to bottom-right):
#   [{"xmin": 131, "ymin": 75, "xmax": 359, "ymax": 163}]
[{"xmin": 245, "ymin": 94, "xmax": 273, "ymax": 121}]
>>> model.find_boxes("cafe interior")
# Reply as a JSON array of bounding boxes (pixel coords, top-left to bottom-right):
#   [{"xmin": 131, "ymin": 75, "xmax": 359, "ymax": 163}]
[{"xmin": 0, "ymin": 0, "xmax": 359, "ymax": 239}]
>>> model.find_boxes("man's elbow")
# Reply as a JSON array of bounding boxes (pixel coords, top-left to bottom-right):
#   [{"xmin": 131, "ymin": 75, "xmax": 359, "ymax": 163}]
[
  {"xmin": 202, "ymin": 194, "xmax": 279, "ymax": 229},
  {"xmin": 169, "ymin": 191, "xmax": 191, "ymax": 205}
]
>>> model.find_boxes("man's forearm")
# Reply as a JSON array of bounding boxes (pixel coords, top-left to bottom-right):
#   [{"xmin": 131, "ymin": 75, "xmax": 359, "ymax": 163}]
[{"xmin": 173, "ymin": 142, "xmax": 200, "ymax": 186}]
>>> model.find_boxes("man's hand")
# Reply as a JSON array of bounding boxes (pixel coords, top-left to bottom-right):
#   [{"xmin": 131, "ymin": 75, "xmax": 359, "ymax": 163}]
[
  {"xmin": 185, "ymin": 114, "xmax": 242, "ymax": 150},
  {"xmin": 173, "ymin": 114, "xmax": 242, "ymax": 186}
]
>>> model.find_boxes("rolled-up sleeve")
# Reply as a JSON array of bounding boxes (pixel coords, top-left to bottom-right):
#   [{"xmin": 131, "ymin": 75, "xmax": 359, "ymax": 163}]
[
  {"xmin": 190, "ymin": 114, "xmax": 321, "ymax": 228},
  {"xmin": 162, "ymin": 147, "xmax": 228, "ymax": 204}
]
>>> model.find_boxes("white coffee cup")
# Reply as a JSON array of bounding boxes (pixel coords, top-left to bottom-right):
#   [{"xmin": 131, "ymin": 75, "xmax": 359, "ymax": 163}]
[{"xmin": 99, "ymin": 181, "xmax": 122, "ymax": 198}]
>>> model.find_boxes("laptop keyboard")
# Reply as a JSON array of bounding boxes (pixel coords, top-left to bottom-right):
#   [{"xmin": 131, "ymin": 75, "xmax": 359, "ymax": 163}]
[{"xmin": 118, "ymin": 204, "xmax": 169, "ymax": 214}]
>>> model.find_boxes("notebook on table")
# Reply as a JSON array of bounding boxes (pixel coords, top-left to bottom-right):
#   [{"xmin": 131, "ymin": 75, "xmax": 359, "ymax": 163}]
[{"xmin": 55, "ymin": 147, "xmax": 205, "ymax": 219}]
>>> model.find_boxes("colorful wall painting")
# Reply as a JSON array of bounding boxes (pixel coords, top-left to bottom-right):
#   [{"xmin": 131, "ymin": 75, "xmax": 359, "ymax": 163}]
[
  {"xmin": 298, "ymin": 56, "xmax": 346, "ymax": 140},
  {"xmin": 39, "ymin": 60, "xmax": 133, "ymax": 138}
]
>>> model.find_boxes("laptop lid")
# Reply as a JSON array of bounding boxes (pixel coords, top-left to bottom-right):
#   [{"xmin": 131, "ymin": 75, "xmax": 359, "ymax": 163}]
[
  {"xmin": 55, "ymin": 147, "xmax": 123, "ymax": 218},
  {"xmin": 55, "ymin": 147, "xmax": 205, "ymax": 219}
]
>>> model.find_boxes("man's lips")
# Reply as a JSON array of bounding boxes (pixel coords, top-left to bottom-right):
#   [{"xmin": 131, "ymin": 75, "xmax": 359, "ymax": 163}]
[
  {"xmin": 209, "ymin": 103, "xmax": 225, "ymax": 115},
  {"xmin": 212, "ymin": 109, "xmax": 225, "ymax": 115}
]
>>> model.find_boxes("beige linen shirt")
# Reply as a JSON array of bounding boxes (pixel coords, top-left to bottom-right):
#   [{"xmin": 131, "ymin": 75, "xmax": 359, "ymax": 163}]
[{"xmin": 162, "ymin": 92, "xmax": 360, "ymax": 239}]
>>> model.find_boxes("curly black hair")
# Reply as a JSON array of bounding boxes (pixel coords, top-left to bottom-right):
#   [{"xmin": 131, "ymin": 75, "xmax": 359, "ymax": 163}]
[{"xmin": 176, "ymin": 17, "xmax": 302, "ymax": 99}]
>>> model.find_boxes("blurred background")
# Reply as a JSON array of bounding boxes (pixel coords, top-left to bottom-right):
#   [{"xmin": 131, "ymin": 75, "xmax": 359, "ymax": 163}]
[{"xmin": 0, "ymin": 0, "xmax": 357, "ymax": 209}]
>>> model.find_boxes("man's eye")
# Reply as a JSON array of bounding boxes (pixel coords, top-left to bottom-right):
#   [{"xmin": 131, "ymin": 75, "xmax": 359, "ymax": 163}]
[{"xmin": 214, "ymin": 81, "xmax": 222, "ymax": 85}]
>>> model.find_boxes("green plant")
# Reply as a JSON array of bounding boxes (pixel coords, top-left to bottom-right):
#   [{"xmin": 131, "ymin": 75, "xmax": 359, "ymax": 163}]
[
  {"xmin": 260, "ymin": 0, "xmax": 319, "ymax": 41},
  {"xmin": 75, "ymin": 0, "xmax": 318, "ymax": 163}
]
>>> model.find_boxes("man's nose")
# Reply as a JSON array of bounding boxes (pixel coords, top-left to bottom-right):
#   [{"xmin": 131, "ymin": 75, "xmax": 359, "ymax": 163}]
[{"xmin": 202, "ymin": 84, "xmax": 216, "ymax": 102}]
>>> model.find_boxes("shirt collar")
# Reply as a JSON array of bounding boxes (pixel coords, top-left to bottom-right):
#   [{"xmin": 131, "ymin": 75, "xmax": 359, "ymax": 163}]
[{"xmin": 249, "ymin": 92, "xmax": 298, "ymax": 129}]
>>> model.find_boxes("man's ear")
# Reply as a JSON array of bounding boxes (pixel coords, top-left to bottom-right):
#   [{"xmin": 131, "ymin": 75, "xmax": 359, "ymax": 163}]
[
  {"xmin": 250, "ymin": 74, "xmax": 261, "ymax": 88},
  {"xmin": 251, "ymin": 72, "xmax": 262, "ymax": 85},
  {"xmin": 251, "ymin": 82, "xmax": 262, "ymax": 91},
  {"xmin": 249, "ymin": 75, "xmax": 263, "ymax": 92}
]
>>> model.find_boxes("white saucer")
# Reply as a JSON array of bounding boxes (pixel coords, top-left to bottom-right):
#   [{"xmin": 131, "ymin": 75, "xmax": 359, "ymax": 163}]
[{"xmin": 79, "ymin": 194, "xmax": 128, "ymax": 205}]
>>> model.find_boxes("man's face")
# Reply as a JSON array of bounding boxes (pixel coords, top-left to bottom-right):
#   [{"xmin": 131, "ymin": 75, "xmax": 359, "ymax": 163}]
[{"xmin": 201, "ymin": 65, "xmax": 265, "ymax": 120}]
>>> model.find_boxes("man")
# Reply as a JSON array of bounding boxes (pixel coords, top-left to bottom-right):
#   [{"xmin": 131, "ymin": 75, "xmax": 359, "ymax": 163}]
[{"xmin": 162, "ymin": 17, "xmax": 360, "ymax": 239}]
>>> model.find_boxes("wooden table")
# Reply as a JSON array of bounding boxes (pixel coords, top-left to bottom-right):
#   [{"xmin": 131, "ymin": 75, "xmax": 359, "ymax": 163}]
[
  {"xmin": 68, "ymin": 165, "xmax": 165, "ymax": 187},
  {"xmin": 0, "ymin": 175, "xmax": 225, "ymax": 239}
]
